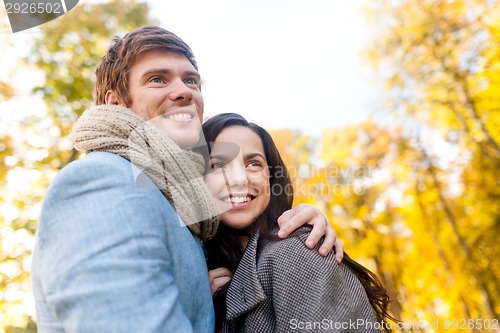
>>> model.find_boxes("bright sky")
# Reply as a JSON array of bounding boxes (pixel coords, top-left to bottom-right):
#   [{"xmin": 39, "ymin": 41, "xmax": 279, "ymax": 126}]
[
  {"xmin": 148, "ymin": 0, "xmax": 381, "ymax": 135},
  {"xmin": 1, "ymin": 0, "xmax": 382, "ymax": 136}
]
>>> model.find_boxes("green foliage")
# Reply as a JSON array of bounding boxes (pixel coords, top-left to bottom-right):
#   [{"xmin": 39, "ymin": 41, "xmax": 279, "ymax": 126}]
[
  {"xmin": 4, "ymin": 320, "xmax": 37, "ymax": 333},
  {"xmin": 30, "ymin": 0, "xmax": 157, "ymax": 133},
  {"xmin": 0, "ymin": 1, "xmax": 156, "ymax": 331}
]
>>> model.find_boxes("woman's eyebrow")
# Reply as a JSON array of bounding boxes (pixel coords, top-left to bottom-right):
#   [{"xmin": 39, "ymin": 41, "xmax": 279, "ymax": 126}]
[
  {"xmin": 243, "ymin": 152, "xmax": 265, "ymax": 160},
  {"xmin": 209, "ymin": 152, "xmax": 265, "ymax": 161},
  {"xmin": 209, "ymin": 154, "xmax": 231, "ymax": 161}
]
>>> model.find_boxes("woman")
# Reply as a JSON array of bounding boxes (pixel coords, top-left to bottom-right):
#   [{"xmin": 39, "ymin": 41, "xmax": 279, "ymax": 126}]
[{"xmin": 203, "ymin": 113, "xmax": 393, "ymax": 333}]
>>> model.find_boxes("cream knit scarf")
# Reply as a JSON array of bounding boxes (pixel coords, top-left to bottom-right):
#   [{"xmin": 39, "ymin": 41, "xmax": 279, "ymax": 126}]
[{"xmin": 70, "ymin": 104, "xmax": 219, "ymax": 240}]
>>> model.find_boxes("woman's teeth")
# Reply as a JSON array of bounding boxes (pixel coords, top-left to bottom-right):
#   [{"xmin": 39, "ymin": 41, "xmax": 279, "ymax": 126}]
[{"xmin": 224, "ymin": 196, "xmax": 251, "ymax": 204}]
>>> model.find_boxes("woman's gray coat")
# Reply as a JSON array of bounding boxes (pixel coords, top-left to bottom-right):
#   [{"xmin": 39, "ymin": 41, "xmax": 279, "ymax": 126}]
[{"xmin": 221, "ymin": 231, "xmax": 382, "ymax": 333}]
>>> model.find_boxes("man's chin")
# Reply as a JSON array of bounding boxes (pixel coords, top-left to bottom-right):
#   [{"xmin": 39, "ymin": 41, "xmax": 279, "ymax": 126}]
[
  {"xmin": 169, "ymin": 132, "xmax": 203, "ymax": 149},
  {"xmin": 149, "ymin": 121, "xmax": 203, "ymax": 148}
]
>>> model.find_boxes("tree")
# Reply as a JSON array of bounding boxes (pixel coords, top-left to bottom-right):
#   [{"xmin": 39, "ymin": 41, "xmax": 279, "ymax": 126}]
[
  {"xmin": 365, "ymin": 0, "xmax": 500, "ymax": 159},
  {"xmin": 363, "ymin": 0, "xmax": 500, "ymax": 329},
  {"xmin": 0, "ymin": 1, "xmax": 156, "ymax": 331}
]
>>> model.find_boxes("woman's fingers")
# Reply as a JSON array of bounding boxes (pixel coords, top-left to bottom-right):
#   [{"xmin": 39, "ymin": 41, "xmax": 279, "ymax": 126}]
[{"xmin": 208, "ymin": 267, "xmax": 233, "ymax": 295}]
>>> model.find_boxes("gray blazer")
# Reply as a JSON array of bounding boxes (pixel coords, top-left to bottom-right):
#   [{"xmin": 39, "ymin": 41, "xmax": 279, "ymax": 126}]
[{"xmin": 221, "ymin": 230, "xmax": 381, "ymax": 332}]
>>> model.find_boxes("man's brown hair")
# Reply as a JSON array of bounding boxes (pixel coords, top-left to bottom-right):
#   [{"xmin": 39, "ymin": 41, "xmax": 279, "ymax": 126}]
[{"xmin": 95, "ymin": 26, "xmax": 198, "ymax": 106}]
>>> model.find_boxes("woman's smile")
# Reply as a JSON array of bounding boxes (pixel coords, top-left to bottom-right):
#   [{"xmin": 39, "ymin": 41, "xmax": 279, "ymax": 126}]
[{"xmin": 205, "ymin": 126, "xmax": 271, "ymax": 230}]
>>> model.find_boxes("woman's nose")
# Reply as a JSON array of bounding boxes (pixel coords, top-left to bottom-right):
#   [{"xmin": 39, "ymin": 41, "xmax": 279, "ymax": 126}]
[{"xmin": 226, "ymin": 163, "xmax": 248, "ymax": 188}]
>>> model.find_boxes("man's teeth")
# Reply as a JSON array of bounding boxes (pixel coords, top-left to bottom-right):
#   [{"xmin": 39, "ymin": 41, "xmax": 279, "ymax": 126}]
[
  {"xmin": 168, "ymin": 113, "xmax": 192, "ymax": 120},
  {"xmin": 224, "ymin": 196, "xmax": 251, "ymax": 204}
]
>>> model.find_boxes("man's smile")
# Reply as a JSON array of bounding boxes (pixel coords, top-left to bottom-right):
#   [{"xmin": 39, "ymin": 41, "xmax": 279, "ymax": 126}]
[{"xmin": 162, "ymin": 107, "xmax": 198, "ymax": 121}]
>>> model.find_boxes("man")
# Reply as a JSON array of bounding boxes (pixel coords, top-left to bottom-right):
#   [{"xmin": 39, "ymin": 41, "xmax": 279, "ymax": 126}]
[{"xmin": 31, "ymin": 26, "xmax": 342, "ymax": 332}]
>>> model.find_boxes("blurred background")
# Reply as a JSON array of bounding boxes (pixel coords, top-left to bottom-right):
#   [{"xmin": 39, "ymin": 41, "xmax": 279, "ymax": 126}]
[{"xmin": 0, "ymin": 0, "xmax": 499, "ymax": 332}]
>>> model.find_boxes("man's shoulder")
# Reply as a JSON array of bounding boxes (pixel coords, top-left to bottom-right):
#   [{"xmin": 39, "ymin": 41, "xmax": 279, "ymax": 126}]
[
  {"xmin": 54, "ymin": 152, "xmax": 138, "ymax": 185},
  {"xmin": 46, "ymin": 151, "xmax": 159, "ymax": 203},
  {"xmin": 62, "ymin": 151, "xmax": 131, "ymax": 174},
  {"xmin": 40, "ymin": 151, "xmax": 173, "ymax": 232}
]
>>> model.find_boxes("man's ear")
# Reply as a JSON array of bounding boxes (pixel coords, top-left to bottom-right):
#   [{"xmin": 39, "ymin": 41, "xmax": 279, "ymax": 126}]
[{"xmin": 105, "ymin": 90, "xmax": 120, "ymax": 105}]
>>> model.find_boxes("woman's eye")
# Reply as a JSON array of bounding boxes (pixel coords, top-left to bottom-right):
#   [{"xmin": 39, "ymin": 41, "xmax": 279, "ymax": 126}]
[
  {"xmin": 247, "ymin": 161, "xmax": 262, "ymax": 168},
  {"xmin": 210, "ymin": 162, "xmax": 226, "ymax": 170}
]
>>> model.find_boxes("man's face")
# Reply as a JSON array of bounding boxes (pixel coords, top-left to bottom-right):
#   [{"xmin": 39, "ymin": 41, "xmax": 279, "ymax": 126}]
[{"xmin": 127, "ymin": 50, "xmax": 204, "ymax": 147}]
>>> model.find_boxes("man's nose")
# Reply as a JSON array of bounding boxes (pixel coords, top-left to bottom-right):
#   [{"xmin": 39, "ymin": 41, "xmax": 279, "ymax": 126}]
[{"xmin": 169, "ymin": 78, "xmax": 193, "ymax": 101}]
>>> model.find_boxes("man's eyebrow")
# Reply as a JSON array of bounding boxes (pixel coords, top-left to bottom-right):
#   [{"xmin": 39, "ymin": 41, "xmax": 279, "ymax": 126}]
[
  {"xmin": 184, "ymin": 70, "xmax": 201, "ymax": 79},
  {"xmin": 140, "ymin": 68, "xmax": 201, "ymax": 79},
  {"xmin": 140, "ymin": 68, "xmax": 170, "ymax": 79}
]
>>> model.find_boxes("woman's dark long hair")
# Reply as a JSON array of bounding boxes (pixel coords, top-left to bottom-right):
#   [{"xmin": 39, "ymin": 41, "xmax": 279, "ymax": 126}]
[{"xmin": 203, "ymin": 113, "xmax": 394, "ymax": 331}]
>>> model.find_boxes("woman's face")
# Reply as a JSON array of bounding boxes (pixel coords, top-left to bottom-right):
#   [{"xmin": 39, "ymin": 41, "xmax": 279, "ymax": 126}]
[{"xmin": 205, "ymin": 126, "xmax": 271, "ymax": 230}]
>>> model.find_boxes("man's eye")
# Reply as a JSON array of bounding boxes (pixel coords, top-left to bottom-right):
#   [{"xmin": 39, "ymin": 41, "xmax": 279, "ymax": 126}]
[
  {"xmin": 150, "ymin": 77, "xmax": 163, "ymax": 83},
  {"xmin": 185, "ymin": 78, "xmax": 198, "ymax": 85}
]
